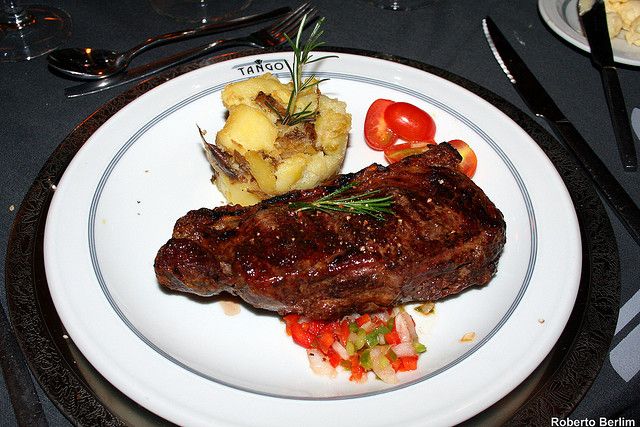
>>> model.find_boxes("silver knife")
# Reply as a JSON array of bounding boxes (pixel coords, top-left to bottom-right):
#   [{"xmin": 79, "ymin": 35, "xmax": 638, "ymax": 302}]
[
  {"xmin": 632, "ymin": 107, "xmax": 640, "ymax": 141},
  {"xmin": 579, "ymin": 0, "xmax": 637, "ymax": 171},
  {"xmin": 482, "ymin": 16, "xmax": 640, "ymax": 247},
  {"xmin": 64, "ymin": 6, "xmax": 291, "ymax": 98}
]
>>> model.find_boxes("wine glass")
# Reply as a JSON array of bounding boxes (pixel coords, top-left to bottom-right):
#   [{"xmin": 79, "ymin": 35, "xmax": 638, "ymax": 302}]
[
  {"xmin": 148, "ymin": 0, "xmax": 254, "ymax": 24},
  {"xmin": 0, "ymin": 0, "xmax": 71, "ymax": 62}
]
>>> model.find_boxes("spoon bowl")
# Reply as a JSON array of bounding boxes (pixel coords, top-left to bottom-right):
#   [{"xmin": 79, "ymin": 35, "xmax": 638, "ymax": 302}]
[{"xmin": 48, "ymin": 48, "xmax": 127, "ymax": 79}]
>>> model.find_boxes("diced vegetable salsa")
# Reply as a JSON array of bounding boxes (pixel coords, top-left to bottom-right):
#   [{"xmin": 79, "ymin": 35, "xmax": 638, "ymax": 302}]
[{"xmin": 283, "ymin": 307, "xmax": 426, "ymax": 384}]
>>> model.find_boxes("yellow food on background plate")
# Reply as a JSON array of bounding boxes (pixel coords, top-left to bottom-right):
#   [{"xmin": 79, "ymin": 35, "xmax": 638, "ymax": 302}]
[
  {"xmin": 605, "ymin": 0, "xmax": 640, "ymax": 46},
  {"xmin": 204, "ymin": 72, "xmax": 351, "ymax": 206}
]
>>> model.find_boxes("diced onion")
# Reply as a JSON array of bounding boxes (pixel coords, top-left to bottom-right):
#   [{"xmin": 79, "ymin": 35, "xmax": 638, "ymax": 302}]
[
  {"xmin": 374, "ymin": 311, "xmax": 390, "ymax": 322},
  {"xmin": 370, "ymin": 347, "xmax": 398, "ymax": 384},
  {"xmin": 331, "ymin": 341, "xmax": 349, "ymax": 360},
  {"xmin": 392, "ymin": 342, "xmax": 417, "ymax": 357},
  {"xmin": 415, "ymin": 301, "xmax": 435, "ymax": 315},
  {"xmin": 460, "ymin": 332, "xmax": 476, "ymax": 342},
  {"xmin": 307, "ymin": 350, "xmax": 337, "ymax": 377},
  {"xmin": 360, "ymin": 321, "xmax": 374, "ymax": 332},
  {"xmin": 395, "ymin": 311, "xmax": 418, "ymax": 342}
]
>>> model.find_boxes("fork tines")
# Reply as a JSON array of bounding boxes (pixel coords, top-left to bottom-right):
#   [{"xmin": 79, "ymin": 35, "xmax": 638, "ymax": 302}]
[{"xmin": 270, "ymin": 2, "xmax": 319, "ymax": 38}]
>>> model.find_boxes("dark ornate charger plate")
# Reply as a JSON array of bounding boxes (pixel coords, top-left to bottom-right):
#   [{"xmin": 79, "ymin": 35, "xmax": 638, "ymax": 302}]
[{"xmin": 5, "ymin": 47, "xmax": 619, "ymax": 426}]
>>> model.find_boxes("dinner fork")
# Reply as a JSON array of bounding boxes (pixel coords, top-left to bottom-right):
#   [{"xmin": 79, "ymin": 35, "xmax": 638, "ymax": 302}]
[{"xmin": 64, "ymin": 2, "xmax": 318, "ymax": 97}]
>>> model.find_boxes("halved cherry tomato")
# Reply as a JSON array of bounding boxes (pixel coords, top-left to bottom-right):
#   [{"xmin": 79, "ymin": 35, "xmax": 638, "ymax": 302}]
[
  {"xmin": 364, "ymin": 99, "xmax": 398, "ymax": 150},
  {"xmin": 384, "ymin": 102, "xmax": 436, "ymax": 142},
  {"xmin": 447, "ymin": 139, "xmax": 478, "ymax": 178},
  {"xmin": 383, "ymin": 141, "xmax": 436, "ymax": 164}
]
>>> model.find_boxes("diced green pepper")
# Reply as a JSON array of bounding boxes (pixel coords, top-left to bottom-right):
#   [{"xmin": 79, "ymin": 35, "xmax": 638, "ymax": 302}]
[
  {"xmin": 386, "ymin": 348, "xmax": 398, "ymax": 361},
  {"xmin": 346, "ymin": 341, "xmax": 355, "ymax": 355},
  {"xmin": 354, "ymin": 329, "xmax": 366, "ymax": 350},
  {"xmin": 413, "ymin": 342, "xmax": 427, "ymax": 353},
  {"xmin": 365, "ymin": 331, "xmax": 379, "ymax": 347},
  {"xmin": 365, "ymin": 325, "xmax": 392, "ymax": 347},
  {"xmin": 387, "ymin": 317, "xmax": 395, "ymax": 330},
  {"xmin": 360, "ymin": 349, "xmax": 372, "ymax": 370},
  {"xmin": 348, "ymin": 322, "xmax": 359, "ymax": 333}
]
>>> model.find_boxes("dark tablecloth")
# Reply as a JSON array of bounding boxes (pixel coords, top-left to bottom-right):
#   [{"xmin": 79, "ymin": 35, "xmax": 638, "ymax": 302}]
[{"xmin": 1, "ymin": 0, "xmax": 639, "ymax": 425}]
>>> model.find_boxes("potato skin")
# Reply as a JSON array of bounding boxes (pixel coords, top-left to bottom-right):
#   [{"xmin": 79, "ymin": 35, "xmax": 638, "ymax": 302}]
[{"xmin": 210, "ymin": 73, "xmax": 351, "ymax": 205}]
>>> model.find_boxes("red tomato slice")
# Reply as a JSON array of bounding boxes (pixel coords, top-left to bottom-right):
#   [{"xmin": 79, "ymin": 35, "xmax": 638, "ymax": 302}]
[
  {"xmin": 364, "ymin": 99, "xmax": 398, "ymax": 150},
  {"xmin": 447, "ymin": 139, "xmax": 478, "ymax": 178},
  {"xmin": 384, "ymin": 102, "xmax": 436, "ymax": 142},
  {"xmin": 384, "ymin": 141, "xmax": 436, "ymax": 164}
]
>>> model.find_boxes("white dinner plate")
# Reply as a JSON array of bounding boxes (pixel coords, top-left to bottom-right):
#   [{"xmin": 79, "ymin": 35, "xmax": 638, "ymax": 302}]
[
  {"xmin": 43, "ymin": 50, "xmax": 581, "ymax": 426},
  {"xmin": 539, "ymin": 0, "xmax": 640, "ymax": 67}
]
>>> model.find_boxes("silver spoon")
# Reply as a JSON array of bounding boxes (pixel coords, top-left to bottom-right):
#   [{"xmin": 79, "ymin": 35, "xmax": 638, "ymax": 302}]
[{"xmin": 47, "ymin": 6, "xmax": 289, "ymax": 80}]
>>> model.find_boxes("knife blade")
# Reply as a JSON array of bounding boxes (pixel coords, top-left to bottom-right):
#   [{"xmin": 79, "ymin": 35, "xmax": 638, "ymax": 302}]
[
  {"xmin": 63, "ymin": 6, "xmax": 291, "ymax": 98},
  {"xmin": 632, "ymin": 107, "xmax": 640, "ymax": 141},
  {"xmin": 579, "ymin": 0, "xmax": 637, "ymax": 171},
  {"xmin": 482, "ymin": 16, "xmax": 640, "ymax": 247}
]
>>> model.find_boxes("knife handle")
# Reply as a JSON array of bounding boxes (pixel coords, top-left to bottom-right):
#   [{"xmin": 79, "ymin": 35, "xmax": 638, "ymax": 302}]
[
  {"xmin": 600, "ymin": 66, "xmax": 638, "ymax": 171},
  {"xmin": 552, "ymin": 119, "xmax": 640, "ymax": 245},
  {"xmin": 126, "ymin": 7, "xmax": 290, "ymax": 59}
]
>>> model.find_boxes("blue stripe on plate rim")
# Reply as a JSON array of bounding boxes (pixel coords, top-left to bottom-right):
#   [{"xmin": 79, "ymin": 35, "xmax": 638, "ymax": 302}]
[{"xmin": 86, "ymin": 65, "xmax": 538, "ymax": 401}]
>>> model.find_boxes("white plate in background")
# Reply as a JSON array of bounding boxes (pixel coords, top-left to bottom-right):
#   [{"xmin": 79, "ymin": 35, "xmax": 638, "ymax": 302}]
[{"xmin": 539, "ymin": 0, "xmax": 640, "ymax": 66}]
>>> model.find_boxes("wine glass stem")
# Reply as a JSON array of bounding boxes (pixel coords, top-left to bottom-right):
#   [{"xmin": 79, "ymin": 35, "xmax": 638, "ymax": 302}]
[{"xmin": 1, "ymin": 0, "xmax": 32, "ymax": 28}]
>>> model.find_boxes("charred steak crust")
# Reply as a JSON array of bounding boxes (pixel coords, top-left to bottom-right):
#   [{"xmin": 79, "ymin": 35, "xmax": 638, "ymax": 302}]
[{"xmin": 154, "ymin": 143, "xmax": 506, "ymax": 320}]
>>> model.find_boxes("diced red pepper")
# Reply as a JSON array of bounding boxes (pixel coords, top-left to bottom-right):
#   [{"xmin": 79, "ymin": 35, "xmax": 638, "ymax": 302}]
[
  {"xmin": 384, "ymin": 330, "xmax": 401, "ymax": 345},
  {"xmin": 398, "ymin": 356, "xmax": 418, "ymax": 372},
  {"xmin": 283, "ymin": 314, "xmax": 300, "ymax": 336},
  {"xmin": 317, "ymin": 331, "xmax": 335, "ymax": 354},
  {"xmin": 339, "ymin": 320, "xmax": 350, "ymax": 346},
  {"xmin": 355, "ymin": 314, "xmax": 371, "ymax": 327},
  {"xmin": 371, "ymin": 316, "xmax": 385, "ymax": 327},
  {"xmin": 349, "ymin": 355, "xmax": 365, "ymax": 381},
  {"xmin": 302, "ymin": 320, "xmax": 326, "ymax": 336},
  {"xmin": 290, "ymin": 322, "xmax": 315, "ymax": 349},
  {"xmin": 327, "ymin": 347, "xmax": 342, "ymax": 368}
]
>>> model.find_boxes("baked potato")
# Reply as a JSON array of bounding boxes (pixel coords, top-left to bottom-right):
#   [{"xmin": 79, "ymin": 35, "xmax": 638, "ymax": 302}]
[{"xmin": 204, "ymin": 73, "xmax": 351, "ymax": 206}]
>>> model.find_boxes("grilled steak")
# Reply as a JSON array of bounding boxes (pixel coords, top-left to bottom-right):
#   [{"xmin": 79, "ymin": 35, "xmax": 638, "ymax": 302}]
[{"xmin": 154, "ymin": 143, "xmax": 506, "ymax": 320}]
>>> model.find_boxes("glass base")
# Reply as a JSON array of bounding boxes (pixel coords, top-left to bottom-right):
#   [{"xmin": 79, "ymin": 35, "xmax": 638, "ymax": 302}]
[
  {"xmin": 149, "ymin": 0, "xmax": 253, "ymax": 24},
  {"xmin": 364, "ymin": 0, "xmax": 434, "ymax": 11},
  {"xmin": 0, "ymin": 5, "xmax": 72, "ymax": 62}
]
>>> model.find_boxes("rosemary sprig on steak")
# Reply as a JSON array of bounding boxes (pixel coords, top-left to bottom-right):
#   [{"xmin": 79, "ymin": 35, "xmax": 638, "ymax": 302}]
[{"xmin": 290, "ymin": 182, "xmax": 394, "ymax": 220}]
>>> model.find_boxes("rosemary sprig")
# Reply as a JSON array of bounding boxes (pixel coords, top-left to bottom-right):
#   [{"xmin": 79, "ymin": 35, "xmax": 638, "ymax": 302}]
[
  {"xmin": 290, "ymin": 183, "xmax": 394, "ymax": 220},
  {"xmin": 273, "ymin": 14, "xmax": 336, "ymax": 126}
]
